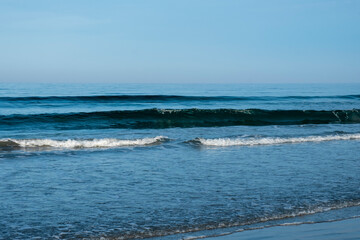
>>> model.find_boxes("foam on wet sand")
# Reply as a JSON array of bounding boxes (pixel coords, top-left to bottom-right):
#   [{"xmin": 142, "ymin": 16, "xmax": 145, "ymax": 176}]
[{"xmin": 200, "ymin": 217, "xmax": 360, "ymax": 240}]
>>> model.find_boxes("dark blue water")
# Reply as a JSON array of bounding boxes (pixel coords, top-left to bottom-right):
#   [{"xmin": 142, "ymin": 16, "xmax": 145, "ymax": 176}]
[{"xmin": 0, "ymin": 83, "xmax": 359, "ymax": 239}]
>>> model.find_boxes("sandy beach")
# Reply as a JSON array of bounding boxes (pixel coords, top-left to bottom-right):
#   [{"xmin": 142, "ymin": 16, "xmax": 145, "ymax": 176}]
[{"xmin": 204, "ymin": 217, "xmax": 360, "ymax": 240}]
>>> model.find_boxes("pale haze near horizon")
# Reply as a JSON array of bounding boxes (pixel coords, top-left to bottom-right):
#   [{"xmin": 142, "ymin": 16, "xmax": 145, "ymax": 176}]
[{"xmin": 0, "ymin": 0, "xmax": 359, "ymax": 84}]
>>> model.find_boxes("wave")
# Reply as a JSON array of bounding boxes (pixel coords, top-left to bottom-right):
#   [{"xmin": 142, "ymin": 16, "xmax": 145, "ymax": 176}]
[
  {"xmin": 1, "ymin": 94, "xmax": 360, "ymax": 102},
  {"xmin": 0, "ymin": 136, "xmax": 167, "ymax": 150},
  {"xmin": 1, "ymin": 108, "xmax": 359, "ymax": 130},
  {"xmin": 190, "ymin": 133, "xmax": 360, "ymax": 147}
]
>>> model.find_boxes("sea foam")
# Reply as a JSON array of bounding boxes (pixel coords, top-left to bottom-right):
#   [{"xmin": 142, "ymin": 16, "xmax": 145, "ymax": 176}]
[
  {"xmin": 0, "ymin": 136, "xmax": 167, "ymax": 149},
  {"xmin": 193, "ymin": 133, "xmax": 360, "ymax": 147}
]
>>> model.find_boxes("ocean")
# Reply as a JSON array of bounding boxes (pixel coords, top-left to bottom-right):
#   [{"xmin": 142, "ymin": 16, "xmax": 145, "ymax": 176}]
[{"xmin": 0, "ymin": 83, "xmax": 359, "ymax": 239}]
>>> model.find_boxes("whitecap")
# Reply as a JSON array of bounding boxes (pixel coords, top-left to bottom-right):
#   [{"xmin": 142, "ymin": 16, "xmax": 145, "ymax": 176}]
[
  {"xmin": 193, "ymin": 133, "xmax": 360, "ymax": 147},
  {"xmin": 1, "ymin": 136, "xmax": 168, "ymax": 149}
]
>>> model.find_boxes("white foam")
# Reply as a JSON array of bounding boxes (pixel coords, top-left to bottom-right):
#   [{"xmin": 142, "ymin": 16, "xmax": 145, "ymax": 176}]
[
  {"xmin": 5, "ymin": 136, "xmax": 167, "ymax": 149},
  {"xmin": 195, "ymin": 133, "xmax": 360, "ymax": 147}
]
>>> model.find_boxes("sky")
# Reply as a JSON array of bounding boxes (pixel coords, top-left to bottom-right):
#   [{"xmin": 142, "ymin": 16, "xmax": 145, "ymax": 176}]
[{"xmin": 0, "ymin": 0, "xmax": 359, "ymax": 83}]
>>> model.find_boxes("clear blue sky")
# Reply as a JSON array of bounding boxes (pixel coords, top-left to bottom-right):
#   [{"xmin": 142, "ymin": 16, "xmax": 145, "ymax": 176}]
[{"xmin": 0, "ymin": 0, "xmax": 359, "ymax": 83}]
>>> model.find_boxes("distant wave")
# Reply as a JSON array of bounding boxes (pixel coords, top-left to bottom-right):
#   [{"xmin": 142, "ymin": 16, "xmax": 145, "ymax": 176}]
[
  {"xmin": 190, "ymin": 133, "xmax": 360, "ymax": 147},
  {"xmin": 1, "ymin": 94, "xmax": 360, "ymax": 102},
  {"xmin": 0, "ymin": 136, "xmax": 167, "ymax": 150},
  {"xmin": 1, "ymin": 108, "xmax": 359, "ymax": 130}
]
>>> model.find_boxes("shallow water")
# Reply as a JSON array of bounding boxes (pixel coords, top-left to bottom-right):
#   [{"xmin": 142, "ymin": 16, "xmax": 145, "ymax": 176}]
[{"xmin": 0, "ymin": 83, "xmax": 359, "ymax": 239}]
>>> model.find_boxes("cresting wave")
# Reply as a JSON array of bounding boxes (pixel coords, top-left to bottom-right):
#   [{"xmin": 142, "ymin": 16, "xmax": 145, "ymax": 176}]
[
  {"xmin": 1, "ymin": 108, "xmax": 360, "ymax": 129},
  {"xmin": 1, "ymin": 133, "xmax": 358, "ymax": 151},
  {"xmin": 0, "ymin": 136, "xmax": 167, "ymax": 149},
  {"xmin": 191, "ymin": 133, "xmax": 360, "ymax": 147},
  {"xmin": 1, "ymin": 94, "xmax": 360, "ymax": 102}
]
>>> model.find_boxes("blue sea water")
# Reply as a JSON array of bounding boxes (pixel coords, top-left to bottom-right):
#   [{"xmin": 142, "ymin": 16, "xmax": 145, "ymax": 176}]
[{"xmin": 0, "ymin": 83, "xmax": 359, "ymax": 239}]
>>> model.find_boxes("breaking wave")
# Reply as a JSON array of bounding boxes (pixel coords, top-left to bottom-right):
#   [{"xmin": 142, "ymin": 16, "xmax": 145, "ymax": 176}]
[
  {"xmin": 190, "ymin": 133, "xmax": 360, "ymax": 147},
  {"xmin": 1, "ymin": 108, "xmax": 359, "ymax": 130},
  {"xmin": 0, "ymin": 136, "xmax": 167, "ymax": 150}
]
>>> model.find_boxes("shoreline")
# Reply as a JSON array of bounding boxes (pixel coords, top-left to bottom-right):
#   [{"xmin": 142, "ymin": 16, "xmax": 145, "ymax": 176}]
[
  {"xmin": 145, "ymin": 206, "xmax": 360, "ymax": 240},
  {"xmin": 194, "ymin": 217, "xmax": 360, "ymax": 240}
]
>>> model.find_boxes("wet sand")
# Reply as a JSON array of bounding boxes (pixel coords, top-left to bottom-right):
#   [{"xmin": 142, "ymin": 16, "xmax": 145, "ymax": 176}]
[{"xmin": 206, "ymin": 217, "xmax": 360, "ymax": 240}]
